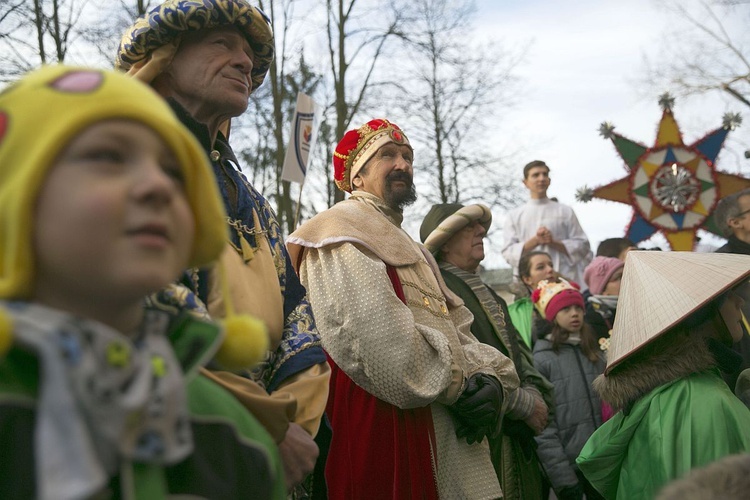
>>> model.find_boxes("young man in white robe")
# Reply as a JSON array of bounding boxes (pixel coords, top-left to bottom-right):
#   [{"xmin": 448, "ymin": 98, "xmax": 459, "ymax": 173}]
[{"xmin": 502, "ymin": 160, "xmax": 592, "ymax": 288}]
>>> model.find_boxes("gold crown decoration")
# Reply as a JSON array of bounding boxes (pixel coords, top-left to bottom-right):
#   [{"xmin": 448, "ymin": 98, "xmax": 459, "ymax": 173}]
[{"xmin": 333, "ymin": 118, "xmax": 410, "ymax": 192}]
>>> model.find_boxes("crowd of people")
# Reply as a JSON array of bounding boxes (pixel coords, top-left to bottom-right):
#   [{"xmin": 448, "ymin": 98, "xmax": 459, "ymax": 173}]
[{"xmin": 0, "ymin": 0, "xmax": 748, "ymax": 499}]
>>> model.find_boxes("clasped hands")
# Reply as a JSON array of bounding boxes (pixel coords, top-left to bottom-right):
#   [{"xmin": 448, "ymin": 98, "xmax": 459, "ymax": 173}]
[
  {"xmin": 449, "ymin": 373, "xmax": 504, "ymax": 445},
  {"xmin": 536, "ymin": 225, "xmax": 553, "ymax": 245}
]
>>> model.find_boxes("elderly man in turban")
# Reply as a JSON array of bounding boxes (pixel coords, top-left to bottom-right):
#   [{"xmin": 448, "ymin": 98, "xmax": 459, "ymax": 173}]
[
  {"xmin": 286, "ymin": 119, "xmax": 519, "ymax": 499},
  {"xmin": 115, "ymin": 0, "xmax": 329, "ymax": 489},
  {"xmin": 421, "ymin": 203, "xmax": 554, "ymax": 500}
]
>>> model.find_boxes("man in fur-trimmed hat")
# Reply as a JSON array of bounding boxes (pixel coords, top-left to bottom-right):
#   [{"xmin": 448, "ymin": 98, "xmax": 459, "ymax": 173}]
[
  {"xmin": 420, "ymin": 203, "xmax": 554, "ymax": 500},
  {"xmin": 287, "ymin": 119, "xmax": 519, "ymax": 499},
  {"xmin": 116, "ymin": 0, "xmax": 328, "ymax": 490}
]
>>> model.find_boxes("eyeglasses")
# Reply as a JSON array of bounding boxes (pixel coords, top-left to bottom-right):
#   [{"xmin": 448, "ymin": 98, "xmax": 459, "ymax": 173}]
[{"xmin": 732, "ymin": 208, "xmax": 750, "ymax": 219}]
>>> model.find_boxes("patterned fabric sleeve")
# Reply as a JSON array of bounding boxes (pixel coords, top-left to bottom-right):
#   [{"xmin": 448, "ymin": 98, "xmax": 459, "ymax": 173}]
[
  {"xmin": 253, "ymin": 293, "xmax": 325, "ymax": 392},
  {"xmin": 207, "ymin": 142, "xmax": 327, "ymax": 393},
  {"xmin": 300, "ymin": 243, "xmax": 461, "ymax": 409},
  {"xmin": 243, "ymin": 194, "xmax": 327, "ymax": 392}
]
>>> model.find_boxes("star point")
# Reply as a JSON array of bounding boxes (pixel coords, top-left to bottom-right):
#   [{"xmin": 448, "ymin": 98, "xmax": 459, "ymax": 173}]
[
  {"xmin": 658, "ymin": 92, "xmax": 675, "ymax": 111},
  {"xmin": 586, "ymin": 97, "xmax": 745, "ymax": 250},
  {"xmin": 598, "ymin": 122, "xmax": 615, "ymax": 139},
  {"xmin": 722, "ymin": 112, "xmax": 742, "ymax": 130}
]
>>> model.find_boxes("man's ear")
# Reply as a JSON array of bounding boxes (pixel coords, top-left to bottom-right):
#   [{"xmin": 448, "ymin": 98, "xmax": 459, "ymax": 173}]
[
  {"xmin": 729, "ymin": 217, "xmax": 741, "ymax": 229},
  {"xmin": 351, "ymin": 174, "xmax": 363, "ymax": 190}
]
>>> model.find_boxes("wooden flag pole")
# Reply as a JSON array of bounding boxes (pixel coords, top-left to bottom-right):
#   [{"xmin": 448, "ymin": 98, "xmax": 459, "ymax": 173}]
[{"xmin": 293, "ymin": 181, "xmax": 304, "ymax": 231}]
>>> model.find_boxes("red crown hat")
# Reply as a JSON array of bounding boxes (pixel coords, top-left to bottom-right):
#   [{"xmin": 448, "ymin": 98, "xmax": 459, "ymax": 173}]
[{"xmin": 333, "ymin": 118, "xmax": 411, "ymax": 192}]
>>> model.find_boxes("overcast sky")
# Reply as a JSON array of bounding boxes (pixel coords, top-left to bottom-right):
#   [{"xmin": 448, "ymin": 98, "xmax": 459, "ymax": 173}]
[
  {"xmin": 441, "ymin": 0, "xmax": 750, "ymax": 268},
  {"xmin": 68, "ymin": 0, "xmax": 748, "ymax": 269}
]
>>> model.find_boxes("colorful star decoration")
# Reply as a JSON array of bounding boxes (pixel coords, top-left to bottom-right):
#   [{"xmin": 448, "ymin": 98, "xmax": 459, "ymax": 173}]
[{"xmin": 577, "ymin": 94, "xmax": 748, "ymax": 250}]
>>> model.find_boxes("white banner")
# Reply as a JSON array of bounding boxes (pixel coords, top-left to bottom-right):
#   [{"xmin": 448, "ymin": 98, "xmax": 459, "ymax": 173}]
[{"xmin": 281, "ymin": 92, "xmax": 320, "ymax": 184}]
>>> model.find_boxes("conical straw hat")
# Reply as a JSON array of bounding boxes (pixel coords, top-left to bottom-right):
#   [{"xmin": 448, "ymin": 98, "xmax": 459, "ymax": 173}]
[{"xmin": 605, "ymin": 251, "xmax": 750, "ymax": 374}]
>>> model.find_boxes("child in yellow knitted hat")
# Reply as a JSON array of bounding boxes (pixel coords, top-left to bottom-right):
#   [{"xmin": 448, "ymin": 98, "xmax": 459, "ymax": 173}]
[{"xmin": 0, "ymin": 65, "xmax": 283, "ymax": 499}]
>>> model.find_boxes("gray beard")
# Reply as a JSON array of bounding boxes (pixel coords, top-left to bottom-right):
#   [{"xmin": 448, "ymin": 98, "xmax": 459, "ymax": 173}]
[{"xmin": 384, "ymin": 177, "xmax": 417, "ymax": 211}]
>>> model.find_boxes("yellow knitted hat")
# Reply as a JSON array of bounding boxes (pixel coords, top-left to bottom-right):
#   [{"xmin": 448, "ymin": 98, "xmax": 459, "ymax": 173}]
[{"xmin": 0, "ymin": 65, "xmax": 227, "ymax": 300}]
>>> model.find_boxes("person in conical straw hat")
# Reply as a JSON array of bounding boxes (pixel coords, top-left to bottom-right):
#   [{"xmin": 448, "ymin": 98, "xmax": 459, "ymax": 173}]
[{"xmin": 576, "ymin": 251, "xmax": 750, "ymax": 500}]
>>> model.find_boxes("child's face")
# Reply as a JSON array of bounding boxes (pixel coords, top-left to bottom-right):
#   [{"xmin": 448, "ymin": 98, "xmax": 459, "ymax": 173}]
[
  {"xmin": 602, "ymin": 269, "xmax": 623, "ymax": 296},
  {"xmin": 523, "ymin": 254, "xmax": 556, "ymax": 288},
  {"xmin": 33, "ymin": 119, "xmax": 195, "ymax": 303},
  {"xmin": 555, "ymin": 305, "xmax": 584, "ymax": 333}
]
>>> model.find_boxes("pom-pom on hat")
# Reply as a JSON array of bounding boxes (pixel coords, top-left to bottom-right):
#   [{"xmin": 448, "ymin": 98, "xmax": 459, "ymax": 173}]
[
  {"xmin": 420, "ymin": 203, "xmax": 492, "ymax": 255},
  {"xmin": 0, "ymin": 65, "xmax": 227, "ymax": 300},
  {"xmin": 605, "ymin": 251, "xmax": 750, "ymax": 374},
  {"xmin": 532, "ymin": 278, "xmax": 585, "ymax": 322},
  {"xmin": 333, "ymin": 118, "xmax": 411, "ymax": 192},
  {"xmin": 584, "ymin": 256, "xmax": 625, "ymax": 295},
  {"xmin": 115, "ymin": 0, "xmax": 274, "ymax": 93}
]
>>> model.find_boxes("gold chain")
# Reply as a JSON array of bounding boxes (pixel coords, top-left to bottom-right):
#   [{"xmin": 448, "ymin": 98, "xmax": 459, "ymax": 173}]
[{"xmin": 227, "ymin": 217, "xmax": 268, "ymax": 236}]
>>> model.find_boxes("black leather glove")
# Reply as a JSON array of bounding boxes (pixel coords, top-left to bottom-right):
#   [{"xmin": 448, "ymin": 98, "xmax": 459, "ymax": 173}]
[
  {"xmin": 453, "ymin": 420, "xmax": 489, "ymax": 445},
  {"xmin": 450, "ymin": 373, "xmax": 504, "ymax": 444},
  {"xmin": 557, "ymin": 483, "xmax": 584, "ymax": 500},
  {"xmin": 452, "ymin": 373, "xmax": 504, "ymax": 428}
]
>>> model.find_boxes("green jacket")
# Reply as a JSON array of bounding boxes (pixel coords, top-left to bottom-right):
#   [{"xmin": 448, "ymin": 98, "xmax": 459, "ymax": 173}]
[
  {"xmin": 577, "ymin": 370, "xmax": 750, "ymax": 500},
  {"xmin": 0, "ymin": 306, "xmax": 286, "ymax": 500},
  {"xmin": 508, "ymin": 297, "xmax": 534, "ymax": 349}
]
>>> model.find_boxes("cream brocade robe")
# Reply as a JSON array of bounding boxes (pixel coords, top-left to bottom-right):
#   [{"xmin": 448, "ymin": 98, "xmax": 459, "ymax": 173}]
[{"xmin": 287, "ymin": 192, "xmax": 519, "ymax": 499}]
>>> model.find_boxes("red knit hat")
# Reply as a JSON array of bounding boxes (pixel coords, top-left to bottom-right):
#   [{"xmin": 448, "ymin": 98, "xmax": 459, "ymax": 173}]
[
  {"xmin": 333, "ymin": 118, "xmax": 411, "ymax": 192},
  {"xmin": 532, "ymin": 278, "xmax": 585, "ymax": 322}
]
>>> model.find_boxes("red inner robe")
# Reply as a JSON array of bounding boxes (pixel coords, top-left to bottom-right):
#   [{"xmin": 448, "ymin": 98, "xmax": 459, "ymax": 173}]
[{"xmin": 323, "ymin": 265, "xmax": 439, "ymax": 500}]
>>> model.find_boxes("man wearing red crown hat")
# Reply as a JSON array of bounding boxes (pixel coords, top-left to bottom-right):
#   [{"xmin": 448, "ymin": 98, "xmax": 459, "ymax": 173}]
[{"xmin": 287, "ymin": 119, "xmax": 519, "ymax": 499}]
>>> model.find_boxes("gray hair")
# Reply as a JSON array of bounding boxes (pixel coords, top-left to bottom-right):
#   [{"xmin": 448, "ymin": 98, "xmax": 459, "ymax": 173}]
[{"xmin": 714, "ymin": 188, "xmax": 750, "ymax": 237}]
